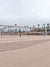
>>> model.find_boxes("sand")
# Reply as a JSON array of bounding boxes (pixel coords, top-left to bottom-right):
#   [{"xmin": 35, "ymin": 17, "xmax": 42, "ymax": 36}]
[{"xmin": 0, "ymin": 35, "xmax": 50, "ymax": 67}]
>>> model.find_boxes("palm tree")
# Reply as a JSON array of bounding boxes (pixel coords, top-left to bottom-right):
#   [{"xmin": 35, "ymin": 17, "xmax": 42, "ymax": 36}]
[
  {"xmin": 38, "ymin": 24, "xmax": 40, "ymax": 28},
  {"xmin": 33, "ymin": 25, "xmax": 35, "ymax": 30},
  {"xmin": 33, "ymin": 25, "xmax": 35, "ymax": 27},
  {"xmin": 29, "ymin": 27, "xmax": 31, "ymax": 31},
  {"xmin": 8, "ymin": 26, "xmax": 9, "ymax": 32},
  {"xmin": 42, "ymin": 26, "xmax": 43, "ymax": 32},
  {"xmin": 10, "ymin": 26, "xmax": 11, "ymax": 32},
  {"xmin": 14, "ymin": 24, "xmax": 17, "ymax": 26},
  {"xmin": 43, "ymin": 23, "xmax": 45, "ymax": 31},
  {"xmin": 24, "ymin": 26, "xmax": 26, "ymax": 32},
  {"xmin": 47, "ymin": 23, "xmax": 50, "ymax": 31},
  {"xmin": 27, "ymin": 26, "xmax": 29, "ymax": 32},
  {"xmin": 37, "ymin": 24, "xmax": 40, "ymax": 31},
  {"xmin": 14, "ymin": 24, "xmax": 17, "ymax": 32},
  {"xmin": 43, "ymin": 23, "xmax": 45, "ymax": 35},
  {"xmin": 43, "ymin": 23, "xmax": 45, "ymax": 28},
  {"xmin": 2, "ymin": 29, "xmax": 4, "ymax": 32},
  {"xmin": 8, "ymin": 26, "xmax": 11, "ymax": 33}
]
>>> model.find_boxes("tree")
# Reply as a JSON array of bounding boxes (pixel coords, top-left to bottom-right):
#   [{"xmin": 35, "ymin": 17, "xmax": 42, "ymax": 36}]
[
  {"xmin": 38, "ymin": 24, "xmax": 40, "ymax": 28},
  {"xmin": 27, "ymin": 26, "xmax": 29, "ymax": 32},
  {"xmin": 47, "ymin": 23, "xmax": 50, "ymax": 31},
  {"xmin": 37, "ymin": 24, "xmax": 40, "ymax": 31},
  {"xmin": 33, "ymin": 25, "xmax": 35, "ymax": 27},
  {"xmin": 43, "ymin": 23, "xmax": 45, "ymax": 28},
  {"xmin": 29, "ymin": 27, "xmax": 31, "ymax": 31},
  {"xmin": 33, "ymin": 25, "xmax": 35, "ymax": 30},
  {"xmin": 43, "ymin": 23, "xmax": 45, "ymax": 31},
  {"xmin": 8, "ymin": 26, "xmax": 9, "ymax": 32},
  {"xmin": 42, "ymin": 26, "xmax": 43, "ymax": 32},
  {"xmin": 14, "ymin": 24, "xmax": 17, "ymax": 32},
  {"xmin": 43, "ymin": 23, "xmax": 46, "ymax": 35},
  {"xmin": 24, "ymin": 26, "xmax": 26, "ymax": 32},
  {"xmin": 14, "ymin": 24, "xmax": 17, "ymax": 26}
]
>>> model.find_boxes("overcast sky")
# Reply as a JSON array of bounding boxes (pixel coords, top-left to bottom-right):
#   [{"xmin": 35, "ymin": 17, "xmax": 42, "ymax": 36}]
[{"xmin": 0, "ymin": 0, "xmax": 50, "ymax": 26}]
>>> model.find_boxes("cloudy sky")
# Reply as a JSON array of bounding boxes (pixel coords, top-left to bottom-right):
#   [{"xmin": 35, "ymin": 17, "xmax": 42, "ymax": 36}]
[{"xmin": 0, "ymin": 0, "xmax": 50, "ymax": 26}]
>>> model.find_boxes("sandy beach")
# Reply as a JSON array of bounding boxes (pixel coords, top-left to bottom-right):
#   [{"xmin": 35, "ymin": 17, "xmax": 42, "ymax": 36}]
[{"xmin": 0, "ymin": 35, "xmax": 50, "ymax": 67}]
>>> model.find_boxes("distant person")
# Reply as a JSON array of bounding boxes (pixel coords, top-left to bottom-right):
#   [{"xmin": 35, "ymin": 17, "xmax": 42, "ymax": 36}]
[
  {"xmin": 20, "ymin": 33, "xmax": 21, "ymax": 37},
  {"xmin": 19, "ymin": 29, "xmax": 21, "ymax": 37},
  {"xmin": 1, "ymin": 33, "xmax": 2, "ymax": 36}
]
